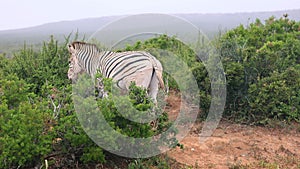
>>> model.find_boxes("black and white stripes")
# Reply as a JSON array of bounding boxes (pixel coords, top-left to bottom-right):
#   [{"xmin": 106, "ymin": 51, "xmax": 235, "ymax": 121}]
[{"xmin": 67, "ymin": 41, "xmax": 164, "ymax": 102}]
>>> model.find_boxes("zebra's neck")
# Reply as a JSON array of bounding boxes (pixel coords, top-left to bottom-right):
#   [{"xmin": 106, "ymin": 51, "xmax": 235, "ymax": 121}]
[{"xmin": 78, "ymin": 46, "xmax": 102, "ymax": 77}]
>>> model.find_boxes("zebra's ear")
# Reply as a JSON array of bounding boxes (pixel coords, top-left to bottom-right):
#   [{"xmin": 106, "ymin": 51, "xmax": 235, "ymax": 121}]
[{"xmin": 68, "ymin": 44, "xmax": 75, "ymax": 54}]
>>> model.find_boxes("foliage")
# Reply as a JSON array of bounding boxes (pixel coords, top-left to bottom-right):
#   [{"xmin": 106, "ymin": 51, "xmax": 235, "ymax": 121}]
[
  {"xmin": 248, "ymin": 67, "xmax": 300, "ymax": 124},
  {"xmin": 219, "ymin": 16, "xmax": 300, "ymax": 123},
  {"xmin": 0, "ymin": 35, "xmax": 107, "ymax": 168},
  {"xmin": 7, "ymin": 36, "xmax": 70, "ymax": 94},
  {"xmin": 128, "ymin": 156, "xmax": 172, "ymax": 169},
  {"xmin": 72, "ymin": 73, "xmax": 177, "ymax": 158},
  {"xmin": 53, "ymin": 107, "xmax": 106, "ymax": 166},
  {"xmin": 0, "ymin": 74, "xmax": 52, "ymax": 168}
]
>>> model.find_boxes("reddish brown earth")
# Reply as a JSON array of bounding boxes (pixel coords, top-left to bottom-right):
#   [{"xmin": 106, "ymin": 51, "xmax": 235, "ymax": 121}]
[{"xmin": 164, "ymin": 91, "xmax": 300, "ymax": 169}]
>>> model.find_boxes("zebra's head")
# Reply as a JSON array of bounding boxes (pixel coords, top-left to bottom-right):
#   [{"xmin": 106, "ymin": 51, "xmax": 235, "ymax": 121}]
[{"xmin": 67, "ymin": 42, "xmax": 85, "ymax": 81}]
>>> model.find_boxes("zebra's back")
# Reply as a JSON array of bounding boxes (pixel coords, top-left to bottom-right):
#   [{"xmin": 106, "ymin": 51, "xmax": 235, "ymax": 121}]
[{"xmin": 98, "ymin": 51, "xmax": 158, "ymax": 90}]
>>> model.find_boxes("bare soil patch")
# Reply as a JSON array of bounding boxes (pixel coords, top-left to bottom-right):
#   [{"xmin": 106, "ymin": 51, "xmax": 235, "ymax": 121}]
[{"xmin": 165, "ymin": 91, "xmax": 300, "ymax": 169}]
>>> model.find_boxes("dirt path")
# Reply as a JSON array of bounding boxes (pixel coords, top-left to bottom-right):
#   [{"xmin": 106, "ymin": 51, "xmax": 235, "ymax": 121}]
[{"xmin": 165, "ymin": 92, "xmax": 300, "ymax": 169}]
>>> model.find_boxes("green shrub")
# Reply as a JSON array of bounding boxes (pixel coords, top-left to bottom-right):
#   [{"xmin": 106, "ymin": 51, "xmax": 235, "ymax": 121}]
[
  {"xmin": 49, "ymin": 72, "xmax": 176, "ymax": 167},
  {"xmin": 8, "ymin": 36, "xmax": 70, "ymax": 95},
  {"xmin": 52, "ymin": 110, "xmax": 106, "ymax": 166},
  {"xmin": 0, "ymin": 74, "xmax": 52, "ymax": 169},
  {"xmin": 248, "ymin": 67, "xmax": 300, "ymax": 124},
  {"xmin": 219, "ymin": 16, "xmax": 300, "ymax": 123}
]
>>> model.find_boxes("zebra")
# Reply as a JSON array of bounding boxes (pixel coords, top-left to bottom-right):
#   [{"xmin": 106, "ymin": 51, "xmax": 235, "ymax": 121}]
[{"xmin": 67, "ymin": 41, "xmax": 164, "ymax": 104}]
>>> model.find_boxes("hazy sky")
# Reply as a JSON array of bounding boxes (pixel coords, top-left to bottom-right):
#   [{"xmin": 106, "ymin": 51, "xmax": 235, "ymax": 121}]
[{"xmin": 1, "ymin": 0, "xmax": 299, "ymax": 31}]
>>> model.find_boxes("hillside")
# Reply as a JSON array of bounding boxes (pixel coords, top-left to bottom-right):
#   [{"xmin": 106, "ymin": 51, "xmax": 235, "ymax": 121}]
[{"xmin": 0, "ymin": 9, "xmax": 299, "ymax": 56}]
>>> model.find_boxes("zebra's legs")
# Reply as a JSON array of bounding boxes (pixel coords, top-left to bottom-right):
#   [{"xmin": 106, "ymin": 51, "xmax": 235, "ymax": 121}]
[
  {"xmin": 148, "ymin": 72, "xmax": 159, "ymax": 104},
  {"xmin": 148, "ymin": 71, "xmax": 161, "ymax": 129},
  {"xmin": 96, "ymin": 77, "xmax": 108, "ymax": 98}
]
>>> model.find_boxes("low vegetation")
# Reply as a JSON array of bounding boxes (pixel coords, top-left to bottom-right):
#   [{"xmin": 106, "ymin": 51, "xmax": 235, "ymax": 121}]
[{"xmin": 219, "ymin": 16, "xmax": 300, "ymax": 124}]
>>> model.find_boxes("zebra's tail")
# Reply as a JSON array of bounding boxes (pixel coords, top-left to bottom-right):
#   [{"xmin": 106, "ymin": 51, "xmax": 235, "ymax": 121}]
[
  {"xmin": 154, "ymin": 67, "xmax": 165, "ymax": 89},
  {"xmin": 148, "ymin": 54, "xmax": 165, "ymax": 91}
]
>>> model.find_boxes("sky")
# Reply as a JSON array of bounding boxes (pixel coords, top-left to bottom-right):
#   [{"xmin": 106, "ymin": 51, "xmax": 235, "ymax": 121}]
[{"xmin": 1, "ymin": 0, "xmax": 300, "ymax": 31}]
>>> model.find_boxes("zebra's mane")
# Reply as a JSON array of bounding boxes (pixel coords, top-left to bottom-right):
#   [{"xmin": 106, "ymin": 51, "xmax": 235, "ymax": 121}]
[{"xmin": 71, "ymin": 41, "xmax": 102, "ymax": 53}]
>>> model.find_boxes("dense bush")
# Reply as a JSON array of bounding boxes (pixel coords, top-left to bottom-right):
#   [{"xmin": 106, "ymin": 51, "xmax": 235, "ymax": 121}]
[
  {"xmin": 219, "ymin": 16, "xmax": 300, "ymax": 123},
  {"xmin": 0, "ymin": 74, "xmax": 52, "ymax": 168},
  {"xmin": 8, "ymin": 36, "xmax": 70, "ymax": 94},
  {"xmin": 248, "ymin": 67, "xmax": 300, "ymax": 123},
  {"xmin": 73, "ymin": 73, "xmax": 176, "ymax": 157},
  {"xmin": 0, "ymin": 36, "xmax": 106, "ymax": 168}
]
